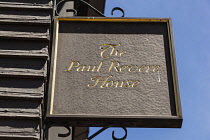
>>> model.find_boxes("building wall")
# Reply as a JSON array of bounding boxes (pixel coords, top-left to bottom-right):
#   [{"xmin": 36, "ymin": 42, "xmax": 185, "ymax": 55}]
[{"xmin": 0, "ymin": 0, "xmax": 52, "ymax": 139}]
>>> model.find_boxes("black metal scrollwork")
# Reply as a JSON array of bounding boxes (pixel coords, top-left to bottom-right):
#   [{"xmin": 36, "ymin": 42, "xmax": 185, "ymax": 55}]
[
  {"xmin": 112, "ymin": 127, "xmax": 127, "ymax": 140},
  {"xmin": 87, "ymin": 127, "xmax": 128, "ymax": 140},
  {"xmin": 56, "ymin": 0, "xmax": 78, "ymax": 16},
  {"xmin": 58, "ymin": 125, "xmax": 71, "ymax": 137},
  {"xmin": 55, "ymin": 0, "xmax": 125, "ymax": 17},
  {"xmin": 111, "ymin": 7, "xmax": 125, "ymax": 17},
  {"xmin": 43, "ymin": 122, "xmax": 71, "ymax": 140},
  {"xmin": 44, "ymin": 124, "xmax": 127, "ymax": 140}
]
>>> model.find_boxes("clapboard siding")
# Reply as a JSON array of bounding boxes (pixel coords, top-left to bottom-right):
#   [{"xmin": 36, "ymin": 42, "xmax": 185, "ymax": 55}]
[
  {"xmin": 0, "ymin": 57, "xmax": 47, "ymax": 78},
  {"xmin": 0, "ymin": 99, "xmax": 41, "ymax": 118},
  {"xmin": 0, "ymin": 0, "xmax": 52, "ymax": 10},
  {"xmin": 0, "ymin": 119, "xmax": 40, "ymax": 139},
  {"xmin": 0, "ymin": 88, "xmax": 43, "ymax": 99},
  {"xmin": 0, "ymin": 2, "xmax": 52, "ymax": 10},
  {"xmin": 0, "ymin": 8, "xmax": 51, "ymax": 24},
  {"xmin": 0, "ymin": 57, "xmax": 46, "ymax": 69},
  {"xmin": 0, "ymin": 52, "xmax": 48, "ymax": 58},
  {"xmin": 0, "ymin": 24, "xmax": 49, "ymax": 33},
  {"xmin": 0, "ymin": 23, "xmax": 50, "ymax": 40},
  {"xmin": 0, "ymin": 79, "xmax": 44, "ymax": 88},
  {"xmin": 0, "ymin": 0, "xmax": 52, "ymax": 139},
  {"xmin": 0, "ymin": 31, "xmax": 49, "ymax": 40},
  {"xmin": 0, "ymin": 39, "xmax": 48, "ymax": 52},
  {"xmin": 0, "ymin": 0, "xmax": 51, "ymax": 4}
]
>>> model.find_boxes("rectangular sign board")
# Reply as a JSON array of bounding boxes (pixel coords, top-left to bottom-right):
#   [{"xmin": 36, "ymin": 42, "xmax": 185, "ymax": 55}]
[{"xmin": 47, "ymin": 17, "xmax": 182, "ymax": 128}]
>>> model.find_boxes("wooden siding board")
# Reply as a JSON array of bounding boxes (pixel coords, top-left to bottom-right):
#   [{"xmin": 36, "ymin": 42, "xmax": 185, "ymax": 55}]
[
  {"xmin": 0, "ymin": 0, "xmax": 52, "ymax": 139},
  {"xmin": 0, "ymin": 0, "xmax": 52, "ymax": 5},
  {"xmin": 0, "ymin": 88, "xmax": 43, "ymax": 99},
  {"xmin": 0, "ymin": 2, "xmax": 53, "ymax": 10},
  {"xmin": 0, "ymin": 52, "xmax": 48, "ymax": 58},
  {"xmin": 0, "ymin": 17, "xmax": 50, "ymax": 25},
  {"xmin": 0, "ymin": 98, "xmax": 41, "ymax": 118},
  {"xmin": 0, "ymin": 91, "xmax": 43, "ymax": 99},
  {"xmin": 0, "ymin": 50, "xmax": 48, "ymax": 55},
  {"xmin": 0, "ymin": 57, "xmax": 46, "ymax": 71},
  {"xmin": 0, "ymin": 18, "xmax": 51, "ymax": 24},
  {"xmin": 0, "ymin": 8, "xmax": 51, "ymax": 24},
  {"xmin": 0, "ymin": 109, "xmax": 41, "ymax": 118},
  {"xmin": 0, "ymin": 119, "xmax": 40, "ymax": 139},
  {"xmin": 0, "ymin": 24, "xmax": 49, "ymax": 33},
  {"xmin": 0, "ymin": 137, "xmax": 39, "ymax": 140},
  {"xmin": 0, "ymin": 72, "xmax": 45, "ymax": 78},
  {"xmin": 0, "ymin": 60, "xmax": 46, "ymax": 78},
  {"xmin": 0, "ymin": 77, "xmax": 44, "ymax": 90},
  {"xmin": 0, "ymin": 39, "xmax": 49, "ymax": 52},
  {"xmin": 0, "ymin": 31, "xmax": 50, "ymax": 40},
  {"xmin": 0, "ymin": 8, "xmax": 51, "ymax": 17}
]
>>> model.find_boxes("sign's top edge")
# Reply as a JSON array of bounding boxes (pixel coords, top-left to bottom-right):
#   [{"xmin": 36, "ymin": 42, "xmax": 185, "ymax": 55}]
[{"xmin": 56, "ymin": 17, "xmax": 170, "ymax": 22}]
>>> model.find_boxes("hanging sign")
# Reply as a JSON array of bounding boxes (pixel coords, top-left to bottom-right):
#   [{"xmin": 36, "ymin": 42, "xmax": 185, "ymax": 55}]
[{"xmin": 47, "ymin": 17, "xmax": 182, "ymax": 128}]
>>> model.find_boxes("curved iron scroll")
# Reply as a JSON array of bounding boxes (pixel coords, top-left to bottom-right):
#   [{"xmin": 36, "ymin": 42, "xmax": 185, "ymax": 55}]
[
  {"xmin": 56, "ymin": 0, "xmax": 77, "ymax": 16},
  {"xmin": 55, "ymin": 0, "xmax": 125, "ymax": 17},
  {"xmin": 43, "ymin": 122, "xmax": 71, "ymax": 140},
  {"xmin": 112, "ymin": 127, "xmax": 127, "ymax": 140},
  {"xmin": 111, "ymin": 7, "xmax": 125, "ymax": 17},
  {"xmin": 87, "ymin": 127, "xmax": 128, "ymax": 140},
  {"xmin": 44, "ymin": 124, "xmax": 127, "ymax": 140},
  {"xmin": 58, "ymin": 125, "xmax": 71, "ymax": 137}
]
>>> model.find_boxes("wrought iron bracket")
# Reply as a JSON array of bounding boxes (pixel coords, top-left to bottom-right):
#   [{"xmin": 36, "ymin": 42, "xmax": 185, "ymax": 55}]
[
  {"xmin": 43, "ymin": 121, "xmax": 72, "ymax": 140},
  {"xmin": 56, "ymin": 0, "xmax": 77, "ymax": 16},
  {"xmin": 43, "ymin": 121, "xmax": 127, "ymax": 140},
  {"xmin": 55, "ymin": 0, "xmax": 125, "ymax": 17},
  {"xmin": 87, "ymin": 126, "xmax": 128, "ymax": 140},
  {"xmin": 111, "ymin": 7, "xmax": 125, "ymax": 17}
]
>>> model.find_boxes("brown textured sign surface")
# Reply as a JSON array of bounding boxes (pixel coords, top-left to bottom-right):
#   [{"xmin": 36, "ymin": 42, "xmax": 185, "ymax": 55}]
[{"xmin": 47, "ymin": 18, "xmax": 182, "ymax": 128}]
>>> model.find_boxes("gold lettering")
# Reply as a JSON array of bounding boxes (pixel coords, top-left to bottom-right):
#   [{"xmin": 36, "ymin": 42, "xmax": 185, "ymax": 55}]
[
  {"xmin": 128, "ymin": 65, "xmax": 138, "ymax": 72},
  {"xmin": 100, "ymin": 75, "xmax": 113, "ymax": 88},
  {"xmin": 66, "ymin": 61, "xmax": 80, "ymax": 71},
  {"xmin": 108, "ymin": 61, "xmax": 120, "ymax": 72},
  {"xmin": 139, "ymin": 65, "xmax": 146, "ymax": 72},
  {"xmin": 88, "ymin": 76, "xmax": 102, "ymax": 87},
  {"xmin": 119, "ymin": 81, "xmax": 128, "ymax": 87},
  {"xmin": 113, "ymin": 81, "xmax": 120, "ymax": 87},
  {"xmin": 120, "ymin": 50, "xmax": 126, "ymax": 56},
  {"xmin": 100, "ymin": 44, "xmax": 126, "ymax": 59},
  {"xmin": 106, "ymin": 80, "xmax": 114, "ymax": 87},
  {"xmin": 153, "ymin": 65, "xmax": 160, "ymax": 72},
  {"xmin": 67, "ymin": 61, "xmax": 103, "ymax": 72},
  {"xmin": 100, "ymin": 45, "xmax": 112, "ymax": 58},
  {"xmin": 110, "ymin": 46, "xmax": 118, "ymax": 56},
  {"xmin": 88, "ymin": 75, "xmax": 140, "ymax": 88},
  {"xmin": 145, "ymin": 65, "xmax": 150, "ymax": 73},
  {"xmin": 87, "ymin": 65, "xmax": 96, "ymax": 72},
  {"xmin": 77, "ymin": 65, "xmax": 86, "ymax": 71},
  {"xmin": 97, "ymin": 61, "xmax": 103, "ymax": 72},
  {"xmin": 86, "ymin": 61, "xmax": 103, "ymax": 72},
  {"xmin": 88, "ymin": 75, "xmax": 113, "ymax": 88},
  {"xmin": 126, "ymin": 80, "xmax": 133, "ymax": 87},
  {"xmin": 119, "ymin": 65, "xmax": 127, "ymax": 72},
  {"xmin": 132, "ymin": 80, "xmax": 140, "ymax": 87}
]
